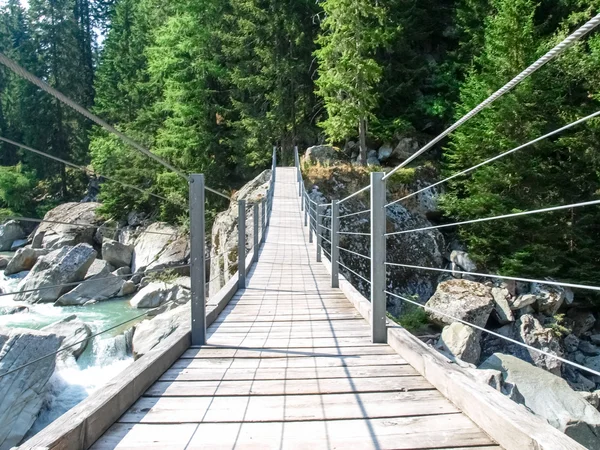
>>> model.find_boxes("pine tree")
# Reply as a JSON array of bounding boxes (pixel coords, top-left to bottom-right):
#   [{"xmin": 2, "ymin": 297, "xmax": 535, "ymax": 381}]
[{"xmin": 314, "ymin": 0, "xmax": 389, "ymax": 165}]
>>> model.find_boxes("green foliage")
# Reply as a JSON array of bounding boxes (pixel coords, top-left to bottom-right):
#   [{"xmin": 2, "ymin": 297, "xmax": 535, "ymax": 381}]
[
  {"xmin": 0, "ymin": 164, "xmax": 36, "ymax": 214},
  {"xmin": 386, "ymin": 168, "xmax": 417, "ymax": 186},
  {"xmin": 387, "ymin": 303, "xmax": 430, "ymax": 332}
]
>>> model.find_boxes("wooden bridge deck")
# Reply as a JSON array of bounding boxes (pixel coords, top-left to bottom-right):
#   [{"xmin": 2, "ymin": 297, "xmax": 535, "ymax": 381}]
[{"xmin": 93, "ymin": 168, "xmax": 499, "ymax": 449}]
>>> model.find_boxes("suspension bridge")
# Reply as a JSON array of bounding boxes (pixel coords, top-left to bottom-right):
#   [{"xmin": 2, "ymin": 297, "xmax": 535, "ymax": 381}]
[{"xmin": 0, "ymin": 10, "xmax": 599, "ymax": 450}]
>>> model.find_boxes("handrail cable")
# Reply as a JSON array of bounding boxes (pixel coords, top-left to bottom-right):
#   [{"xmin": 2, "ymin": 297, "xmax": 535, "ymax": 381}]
[
  {"xmin": 385, "ymin": 198, "xmax": 600, "ymax": 236},
  {"xmin": 0, "ymin": 53, "xmax": 231, "ymax": 201},
  {"xmin": 0, "ymin": 136, "xmax": 171, "ymax": 203},
  {"xmin": 384, "ymin": 262, "xmax": 600, "ymax": 293},
  {"xmin": 338, "ymin": 231, "xmax": 370, "ymax": 236},
  {"xmin": 338, "ymin": 246, "xmax": 371, "ymax": 260},
  {"xmin": 386, "ymin": 109, "xmax": 600, "ymax": 208},
  {"xmin": 0, "ymin": 264, "xmax": 191, "ymax": 298},
  {"xmin": 338, "ymin": 261, "xmax": 371, "ymax": 284},
  {"xmin": 339, "ymin": 209, "xmax": 371, "ymax": 219},
  {"xmin": 385, "ymin": 290, "xmax": 600, "ymax": 378}
]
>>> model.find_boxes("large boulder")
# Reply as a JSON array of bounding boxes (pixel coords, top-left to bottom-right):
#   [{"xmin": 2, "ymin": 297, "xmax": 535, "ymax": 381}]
[
  {"xmin": 438, "ymin": 322, "xmax": 481, "ymax": 364},
  {"xmin": 303, "ymin": 145, "xmax": 341, "ymax": 165},
  {"xmin": 31, "ymin": 202, "xmax": 104, "ymax": 250},
  {"xmin": 491, "ymin": 287, "xmax": 515, "ymax": 325},
  {"xmin": 40, "ymin": 315, "xmax": 91, "ymax": 359},
  {"xmin": 132, "ymin": 303, "xmax": 189, "ymax": 359},
  {"xmin": 4, "ymin": 248, "xmax": 49, "ymax": 275},
  {"xmin": 517, "ymin": 314, "xmax": 563, "ymax": 375},
  {"xmin": 449, "ymin": 250, "xmax": 477, "ymax": 275},
  {"xmin": 0, "ymin": 328, "xmax": 62, "ymax": 449},
  {"xmin": 480, "ymin": 353, "xmax": 600, "ymax": 449},
  {"xmin": 567, "ymin": 309, "xmax": 597, "ymax": 337},
  {"xmin": 85, "ymin": 259, "xmax": 114, "ymax": 278},
  {"xmin": 392, "ymin": 137, "xmax": 420, "ymax": 161},
  {"xmin": 13, "ymin": 244, "xmax": 97, "ymax": 304},
  {"xmin": 102, "ymin": 239, "xmax": 133, "ymax": 269},
  {"xmin": 377, "ymin": 143, "xmax": 394, "ymax": 162},
  {"xmin": 130, "ymin": 282, "xmax": 180, "ymax": 308},
  {"xmin": 209, "ymin": 171, "xmax": 270, "ymax": 296},
  {"xmin": 0, "ymin": 221, "xmax": 25, "ymax": 251},
  {"xmin": 55, "ymin": 270, "xmax": 125, "ymax": 306},
  {"xmin": 425, "ymin": 279, "xmax": 495, "ymax": 328},
  {"xmin": 531, "ymin": 282, "xmax": 571, "ymax": 316},
  {"xmin": 131, "ymin": 223, "xmax": 189, "ymax": 274}
]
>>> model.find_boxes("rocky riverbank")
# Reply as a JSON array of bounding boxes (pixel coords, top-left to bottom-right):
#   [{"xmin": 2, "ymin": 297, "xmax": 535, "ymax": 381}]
[{"xmin": 302, "ymin": 144, "xmax": 600, "ymax": 448}]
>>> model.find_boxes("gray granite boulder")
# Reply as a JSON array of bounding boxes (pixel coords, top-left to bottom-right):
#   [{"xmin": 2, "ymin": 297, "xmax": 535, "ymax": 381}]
[
  {"xmin": 0, "ymin": 328, "xmax": 62, "ymax": 449},
  {"xmin": 132, "ymin": 303, "xmax": 189, "ymax": 359},
  {"xmin": 425, "ymin": 279, "xmax": 494, "ymax": 328},
  {"xmin": 13, "ymin": 244, "xmax": 97, "ymax": 303},
  {"xmin": 102, "ymin": 239, "xmax": 133, "ymax": 269},
  {"xmin": 481, "ymin": 353, "xmax": 600, "ymax": 449},
  {"xmin": 0, "ymin": 221, "xmax": 25, "ymax": 251},
  {"xmin": 4, "ymin": 248, "xmax": 49, "ymax": 275},
  {"xmin": 131, "ymin": 223, "xmax": 189, "ymax": 274},
  {"xmin": 438, "ymin": 322, "xmax": 481, "ymax": 364},
  {"xmin": 41, "ymin": 315, "xmax": 91, "ymax": 359},
  {"xmin": 130, "ymin": 282, "xmax": 180, "ymax": 308}
]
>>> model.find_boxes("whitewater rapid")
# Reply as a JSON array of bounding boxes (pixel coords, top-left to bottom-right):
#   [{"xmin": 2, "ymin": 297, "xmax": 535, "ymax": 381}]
[{"xmin": 0, "ymin": 264, "xmax": 144, "ymax": 438}]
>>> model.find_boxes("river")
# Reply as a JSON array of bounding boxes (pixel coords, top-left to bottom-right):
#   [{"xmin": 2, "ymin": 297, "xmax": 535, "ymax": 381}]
[{"xmin": 0, "ymin": 256, "xmax": 146, "ymax": 437}]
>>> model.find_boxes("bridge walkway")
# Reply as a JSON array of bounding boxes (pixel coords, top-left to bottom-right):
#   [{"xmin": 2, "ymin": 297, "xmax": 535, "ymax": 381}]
[{"xmin": 92, "ymin": 168, "xmax": 499, "ymax": 449}]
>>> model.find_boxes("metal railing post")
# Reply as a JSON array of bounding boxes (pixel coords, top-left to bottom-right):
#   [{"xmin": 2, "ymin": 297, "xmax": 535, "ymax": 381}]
[
  {"xmin": 253, "ymin": 203, "xmax": 259, "ymax": 263},
  {"xmin": 304, "ymin": 193, "xmax": 308, "ymax": 227},
  {"xmin": 309, "ymin": 201, "xmax": 313, "ymax": 243},
  {"xmin": 331, "ymin": 200, "xmax": 339, "ymax": 288},
  {"xmin": 316, "ymin": 205, "xmax": 322, "ymax": 262},
  {"xmin": 238, "ymin": 200, "xmax": 246, "ymax": 289},
  {"xmin": 300, "ymin": 185, "xmax": 304, "ymax": 212},
  {"xmin": 189, "ymin": 174, "xmax": 206, "ymax": 345},
  {"xmin": 261, "ymin": 197, "xmax": 266, "ymax": 243},
  {"xmin": 371, "ymin": 172, "xmax": 387, "ymax": 343}
]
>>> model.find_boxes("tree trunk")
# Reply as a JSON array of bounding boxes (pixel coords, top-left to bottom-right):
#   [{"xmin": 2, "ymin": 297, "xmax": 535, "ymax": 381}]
[{"xmin": 358, "ymin": 117, "xmax": 367, "ymax": 166}]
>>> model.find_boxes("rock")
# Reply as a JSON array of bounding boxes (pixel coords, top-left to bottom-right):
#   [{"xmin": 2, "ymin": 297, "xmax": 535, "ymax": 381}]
[
  {"xmin": 425, "ymin": 279, "xmax": 494, "ymax": 328},
  {"xmin": 565, "ymin": 334, "xmax": 580, "ymax": 353},
  {"xmin": 132, "ymin": 303, "xmax": 189, "ymax": 359},
  {"xmin": 113, "ymin": 267, "xmax": 131, "ymax": 276},
  {"xmin": 480, "ymin": 353, "xmax": 600, "ymax": 448},
  {"xmin": 85, "ymin": 259, "xmax": 114, "ymax": 278},
  {"xmin": 4, "ymin": 248, "xmax": 49, "ymax": 275},
  {"xmin": 392, "ymin": 137, "xmax": 420, "ymax": 161},
  {"xmin": 585, "ymin": 355, "xmax": 600, "ymax": 373},
  {"xmin": 0, "ymin": 305, "xmax": 29, "ymax": 315},
  {"xmin": 466, "ymin": 368, "xmax": 503, "ymax": 391},
  {"xmin": 580, "ymin": 391, "xmax": 600, "ymax": 409},
  {"xmin": 569, "ymin": 372, "xmax": 598, "ymax": 392},
  {"xmin": 517, "ymin": 314, "xmax": 563, "ymax": 375},
  {"xmin": 41, "ymin": 315, "xmax": 91, "ymax": 359},
  {"xmin": 0, "ymin": 328, "xmax": 62, "ymax": 449},
  {"xmin": 10, "ymin": 239, "xmax": 27, "ymax": 251},
  {"xmin": 0, "ymin": 257, "xmax": 8, "ymax": 270},
  {"xmin": 568, "ymin": 309, "xmax": 597, "ymax": 336},
  {"xmin": 438, "ymin": 322, "xmax": 481, "ymax": 364},
  {"xmin": 377, "ymin": 143, "xmax": 394, "ymax": 162},
  {"xmin": 172, "ymin": 276, "xmax": 191, "ymax": 290},
  {"xmin": 0, "ymin": 220, "xmax": 25, "ymax": 251},
  {"xmin": 127, "ymin": 211, "xmax": 146, "ymax": 227},
  {"xmin": 130, "ymin": 282, "xmax": 180, "ymax": 308},
  {"xmin": 94, "ymin": 220, "xmax": 118, "ymax": 245},
  {"xmin": 55, "ymin": 268, "xmax": 125, "ymax": 306},
  {"xmin": 449, "ymin": 250, "xmax": 477, "ymax": 273},
  {"xmin": 366, "ymin": 150, "xmax": 380, "ymax": 166},
  {"xmin": 131, "ymin": 223, "xmax": 189, "ymax": 274},
  {"xmin": 31, "ymin": 231, "xmax": 44, "ymax": 249},
  {"xmin": 13, "ymin": 244, "xmax": 97, "ymax": 304},
  {"xmin": 510, "ymin": 294, "xmax": 537, "ymax": 310},
  {"xmin": 118, "ymin": 280, "xmax": 137, "ymax": 297},
  {"xmin": 303, "ymin": 145, "xmax": 340, "ymax": 165},
  {"xmin": 579, "ymin": 341, "xmax": 600, "ymax": 356},
  {"xmin": 31, "ymin": 202, "xmax": 103, "ymax": 250},
  {"xmin": 102, "ymin": 239, "xmax": 133, "ymax": 269},
  {"xmin": 531, "ymin": 282, "xmax": 567, "ymax": 316},
  {"xmin": 491, "ymin": 287, "xmax": 514, "ymax": 325},
  {"xmin": 591, "ymin": 334, "xmax": 600, "ymax": 345}
]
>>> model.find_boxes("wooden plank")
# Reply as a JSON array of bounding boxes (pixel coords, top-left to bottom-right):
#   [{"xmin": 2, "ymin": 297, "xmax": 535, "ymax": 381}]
[
  {"xmin": 160, "ymin": 364, "xmax": 419, "ymax": 382},
  {"xmin": 171, "ymin": 354, "xmax": 407, "ymax": 370},
  {"xmin": 205, "ymin": 336, "xmax": 374, "ymax": 348},
  {"xmin": 95, "ymin": 415, "xmax": 498, "ymax": 450},
  {"xmin": 119, "ymin": 390, "xmax": 459, "ymax": 424},
  {"xmin": 181, "ymin": 345, "xmax": 396, "ymax": 359},
  {"xmin": 145, "ymin": 376, "xmax": 433, "ymax": 397}
]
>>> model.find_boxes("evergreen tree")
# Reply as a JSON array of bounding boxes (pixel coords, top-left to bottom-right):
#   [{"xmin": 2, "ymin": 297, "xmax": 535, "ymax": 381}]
[{"xmin": 314, "ymin": 0, "xmax": 389, "ymax": 165}]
